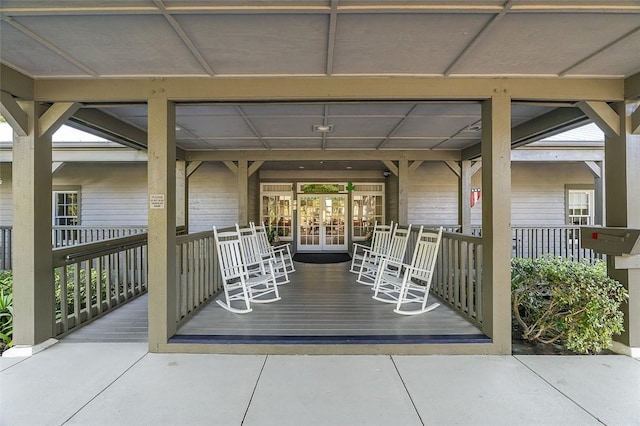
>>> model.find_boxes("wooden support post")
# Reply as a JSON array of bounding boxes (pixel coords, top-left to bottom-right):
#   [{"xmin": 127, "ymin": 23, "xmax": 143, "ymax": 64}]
[
  {"xmin": 605, "ymin": 101, "xmax": 640, "ymax": 355},
  {"xmin": 481, "ymin": 95, "xmax": 512, "ymax": 354},
  {"xmin": 398, "ymin": 155, "xmax": 409, "ymax": 225},
  {"xmin": 11, "ymin": 101, "xmax": 55, "ymax": 348},
  {"xmin": 176, "ymin": 160, "xmax": 187, "ymax": 230},
  {"xmin": 459, "ymin": 161, "xmax": 472, "ymax": 234},
  {"xmin": 147, "ymin": 97, "xmax": 177, "ymax": 352},
  {"xmin": 238, "ymin": 159, "xmax": 249, "ymax": 225},
  {"xmin": 584, "ymin": 161, "xmax": 605, "ymax": 225}
]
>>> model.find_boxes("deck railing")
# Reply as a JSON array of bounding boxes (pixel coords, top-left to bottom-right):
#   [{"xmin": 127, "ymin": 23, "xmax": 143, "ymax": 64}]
[
  {"xmin": 511, "ymin": 225, "xmax": 603, "ymax": 262},
  {"xmin": 434, "ymin": 231, "xmax": 483, "ymax": 327},
  {"xmin": 52, "ymin": 234, "xmax": 148, "ymax": 336},
  {"xmin": 404, "ymin": 227, "xmax": 483, "ymax": 327},
  {"xmin": 175, "ymin": 230, "xmax": 222, "ymax": 327},
  {"xmin": 52, "ymin": 226, "xmax": 147, "ymax": 248}
]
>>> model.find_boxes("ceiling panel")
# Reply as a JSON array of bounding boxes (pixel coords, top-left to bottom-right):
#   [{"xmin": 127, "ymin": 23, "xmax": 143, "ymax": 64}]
[
  {"xmin": 324, "ymin": 138, "xmax": 382, "ymax": 149},
  {"xmin": 455, "ymin": 13, "xmax": 640, "ymax": 76},
  {"xmin": 250, "ymin": 117, "xmax": 323, "ymax": 137},
  {"xmin": 205, "ymin": 139, "xmax": 266, "ymax": 149},
  {"xmin": 263, "ymin": 139, "xmax": 323, "ymax": 149},
  {"xmin": 15, "ymin": 15, "xmax": 205, "ymax": 76},
  {"xmin": 176, "ymin": 14, "xmax": 329, "ymax": 75},
  {"xmin": 381, "ymin": 138, "xmax": 449, "ymax": 150},
  {"xmin": 436, "ymin": 138, "xmax": 479, "ymax": 150},
  {"xmin": 327, "ymin": 103, "xmax": 414, "ymax": 116},
  {"xmin": 241, "ymin": 104, "xmax": 325, "ymax": 117},
  {"xmin": 333, "ymin": 13, "xmax": 491, "ymax": 74},
  {"xmin": 568, "ymin": 30, "xmax": 640, "ymax": 77},
  {"xmin": 329, "ymin": 117, "xmax": 402, "ymax": 137},
  {"xmin": 180, "ymin": 116, "xmax": 255, "ymax": 138},
  {"xmin": 394, "ymin": 116, "xmax": 477, "ymax": 138},
  {"xmin": 0, "ymin": 24, "xmax": 89, "ymax": 76}
]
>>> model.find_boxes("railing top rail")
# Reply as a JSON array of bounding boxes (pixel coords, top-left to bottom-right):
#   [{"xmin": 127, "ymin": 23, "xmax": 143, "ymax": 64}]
[
  {"xmin": 511, "ymin": 225, "xmax": 581, "ymax": 229},
  {"xmin": 176, "ymin": 230, "xmax": 214, "ymax": 244},
  {"xmin": 53, "ymin": 233, "xmax": 148, "ymax": 266},
  {"xmin": 52, "ymin": 225, "xmax": 147, "ymax": 230},
  {"xmin": 441, "ymin": 231, "xmax": 482, "ymax": 243}
]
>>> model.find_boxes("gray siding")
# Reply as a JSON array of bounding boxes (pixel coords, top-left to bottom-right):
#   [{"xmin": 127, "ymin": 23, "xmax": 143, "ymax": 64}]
[
  {"xmin": 55, "ymin": 163, "xmax": 148, "ymax": 226},
  {"xmin": 511, "ymin": 163, "xmax": 592, "ymax": 226},
  {"xmin": 0, "ymin": 160, "xmax": 596, "ymax": 231},
  {"xmin": 188, "ymin": 162, "xmax": 238, "ymax": 232}
]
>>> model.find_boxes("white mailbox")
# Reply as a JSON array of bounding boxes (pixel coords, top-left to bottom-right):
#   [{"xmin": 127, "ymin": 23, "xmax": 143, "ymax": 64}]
[{"xmin": 581, "ymin": 227, "xmax": 640, "ymax": 269}]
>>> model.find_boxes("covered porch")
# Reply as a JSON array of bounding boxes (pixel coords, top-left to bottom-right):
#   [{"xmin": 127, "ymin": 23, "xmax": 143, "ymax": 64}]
[{"xmin": 1, "ymin": 1, "xmax": 639, "ymax": 357}]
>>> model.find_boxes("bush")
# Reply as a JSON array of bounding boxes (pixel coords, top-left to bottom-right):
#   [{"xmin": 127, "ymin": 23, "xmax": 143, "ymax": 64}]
[
  {"xmin": 0, "ymin": 270, "xmax": 13, "ymax": 350},
  {"xmin": 511, "ymin": 256, "xmax": 628, "ymax": 354}
]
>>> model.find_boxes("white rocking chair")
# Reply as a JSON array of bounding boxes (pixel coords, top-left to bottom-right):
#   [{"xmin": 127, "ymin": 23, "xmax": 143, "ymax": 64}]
[
  {"xmin": 350, "ymin": 221, "xmax": 395, "ymax": 273},
  {"xmin": 372, "ymin": 226, "xmax": 443, "ymax": 315},
  {"xmin": 237, "ymin": 224, "xmax": 290, "ymax": 285},
  {"xmin": 357, "ymin": 224, "xmax": 411, "ymax": 286},
  {"xmin": 213, "ymin": 226, "xmax": 281, "ymax": 314},
  {"xmin": 251, "ymin": 222, "xmax": 295, "ymax": 274}
]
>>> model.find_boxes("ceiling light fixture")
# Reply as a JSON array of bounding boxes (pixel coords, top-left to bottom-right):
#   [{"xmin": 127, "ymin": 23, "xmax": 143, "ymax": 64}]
[{"xmin": 313, "ymin": 124, "xmax": 334, "ymax": 133}]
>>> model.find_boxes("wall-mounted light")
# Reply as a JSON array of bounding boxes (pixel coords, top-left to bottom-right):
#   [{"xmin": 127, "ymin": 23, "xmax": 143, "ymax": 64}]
[{"xmin": 382, "ymin": 170, "xmax": 391, "ymax": 178}]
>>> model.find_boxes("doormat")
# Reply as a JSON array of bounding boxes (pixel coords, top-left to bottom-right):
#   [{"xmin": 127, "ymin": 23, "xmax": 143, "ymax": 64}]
[{"xmin": 293, "ymin": 252, "xmax": 352, "ymax": 264}]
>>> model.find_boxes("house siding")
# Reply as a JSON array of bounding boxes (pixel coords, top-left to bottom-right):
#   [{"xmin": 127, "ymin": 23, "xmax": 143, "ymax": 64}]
[
  {"xmin": 0, "ymin": 160, "xmax": 595, "ymax": 230},
  {"xmin": 188, "ymin": 162, "xmax": 238, "ymax": 232},
  {"xmin": 511, "ymin": 162, "xmax": 592, "ymax": 226}
]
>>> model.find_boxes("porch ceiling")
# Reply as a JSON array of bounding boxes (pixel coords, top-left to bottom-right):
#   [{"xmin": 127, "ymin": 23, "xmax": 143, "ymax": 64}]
[{"xmin": 1, "ymin": 1, "xmax": 639, "ymax": 155}]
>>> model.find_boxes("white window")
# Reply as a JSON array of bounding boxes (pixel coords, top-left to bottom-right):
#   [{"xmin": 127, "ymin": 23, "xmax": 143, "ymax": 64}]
[
  {"xmin": 567, "ymin": 189, "xmax": 594, "ymax": 226},
  {"xmin": 260, "ymin": 184, "xmax": 293, "ymax": 241},
  {"xmin": 351, "ymin": 183, "xmax": 385, "ymax": 241},
  {"xmin": 53, "ymin": 190, "xmax": 79, "ymax": 226}
]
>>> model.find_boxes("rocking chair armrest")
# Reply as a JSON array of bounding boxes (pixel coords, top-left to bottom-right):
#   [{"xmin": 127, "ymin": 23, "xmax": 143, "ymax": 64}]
[
  {"xmin": 401, "ymin": 265, "xmax": 434, "ymax": 280},
  {"xmin": 352, "ymin": 242, "xmax": 371, "ymax": 252}
]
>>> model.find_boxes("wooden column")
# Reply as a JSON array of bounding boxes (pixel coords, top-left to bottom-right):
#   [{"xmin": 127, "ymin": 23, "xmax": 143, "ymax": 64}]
[
  {"xmin": 176, "ymin": 160, "xmax": 187, "ymax": 230},
  {"xmin": 481, "ymin": 95, "xmax": 512, "ymax": 354},
  {"xmin": 459, "ymin": 161, "xmax": 472, "ymax": 234},
  {"xmin": 11, "ymin": 101, "xmax": 54, "ymax": 347},
  {"xmin": 398, "ymin": 155, "xmax": 409, "ymax": 225},
  {"xmin": 238, "ymin": 159, "xmax": 248, "ymax": 225},
  {"xmin": 605, "ymin": 101, "xmax": 640, "ymax": 355},
  {"xmin": 147, "ymin": 97, "xmax": 177, "ymax": 351}
]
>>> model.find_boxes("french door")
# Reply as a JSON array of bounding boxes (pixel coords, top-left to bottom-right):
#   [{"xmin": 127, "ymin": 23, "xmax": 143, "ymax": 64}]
[{"xmin": 297, "ymin": 194, "xmax": 348, "ymax": 251}]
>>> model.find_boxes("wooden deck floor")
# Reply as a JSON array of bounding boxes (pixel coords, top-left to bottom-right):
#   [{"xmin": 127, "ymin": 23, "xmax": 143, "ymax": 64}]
[
  {"xmin": 174, "ymin": 261, "xmax": 486, "ymax": 344},
  {"xmin": 62, "ymin": 261, "xmax": 486, "ymax": 345}
]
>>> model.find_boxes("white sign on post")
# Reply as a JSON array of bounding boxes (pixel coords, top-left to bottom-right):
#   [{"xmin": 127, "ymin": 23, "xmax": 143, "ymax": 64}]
[{"xmin": 150, "ymin": 194, "xmax": 165, "ymax": 209}]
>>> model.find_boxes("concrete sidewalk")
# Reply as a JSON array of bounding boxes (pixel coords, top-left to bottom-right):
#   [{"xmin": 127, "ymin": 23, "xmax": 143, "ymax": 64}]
[{"xmin": 1, "ymin": 343, "xmax": 639, "ymax": 426}]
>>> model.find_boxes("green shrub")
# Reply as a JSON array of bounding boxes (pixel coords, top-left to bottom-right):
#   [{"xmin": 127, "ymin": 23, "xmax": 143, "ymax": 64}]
[
  {"xmin": 0, "ymin": 266, "xmax": 109, "ymax": 350},
  {"xmin": 511, "ymin": 256, "xmax": 628, "ymax": 354},
  {"xmin": 0, "ymin": 270, "xmax": 13, "ymax": 349}
]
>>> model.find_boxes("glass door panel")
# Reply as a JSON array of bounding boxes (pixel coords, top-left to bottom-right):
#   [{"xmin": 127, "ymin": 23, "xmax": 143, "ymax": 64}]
[
  {"xmin": 298, "ymin": 195, "xmax": 321, "ymax": 250},
  {"xmin": 297, "ymin": 194, "xmax": 348, "ymax": 251},
  {"xmin": 323, "ymin": 195, "xmax": 347, "ymax": 250}
]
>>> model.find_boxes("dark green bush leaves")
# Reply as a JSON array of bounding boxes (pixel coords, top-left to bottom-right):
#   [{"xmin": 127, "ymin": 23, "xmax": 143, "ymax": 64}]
[{"xmin": 512, "ymin": 256, "xmax": 628, "ymax": 354}]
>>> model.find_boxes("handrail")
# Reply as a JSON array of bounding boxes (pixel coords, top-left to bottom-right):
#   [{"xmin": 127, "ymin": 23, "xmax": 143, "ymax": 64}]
[{"xmin": 53, "ymin": 234, "xmax": 148, "ymax": 266}]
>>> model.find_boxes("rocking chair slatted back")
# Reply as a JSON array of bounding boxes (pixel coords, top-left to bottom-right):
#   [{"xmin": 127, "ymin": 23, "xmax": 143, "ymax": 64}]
[
  {"xmin": 409, "ymin": 227, "xmax": 442, "ymax": 283},
  {"xmin": 214, "ymin": 229, "xmax": 247, "ymax": 281},
  {"xmin": 236, "ymin": 224, "xmax": 264, "ymax": 267}
]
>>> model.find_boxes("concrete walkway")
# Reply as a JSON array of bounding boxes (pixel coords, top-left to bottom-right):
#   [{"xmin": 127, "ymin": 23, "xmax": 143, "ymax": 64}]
[{"xmin": 1, "ymin": 343, "xmax": 639, "ymax": 426}]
